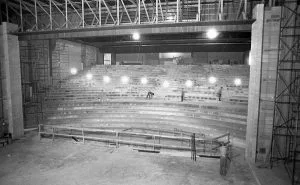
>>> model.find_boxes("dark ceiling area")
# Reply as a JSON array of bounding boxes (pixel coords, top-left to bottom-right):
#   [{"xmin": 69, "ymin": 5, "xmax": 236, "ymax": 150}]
[{"xmin": 72, "ymin": 31, "xmax": 251, "ymax": 53}]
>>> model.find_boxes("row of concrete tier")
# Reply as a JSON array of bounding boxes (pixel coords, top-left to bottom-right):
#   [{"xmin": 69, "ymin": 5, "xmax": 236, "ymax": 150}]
[
  {"xmin": 89, "ymin": 65, "xmax": 249, "ymax": 87},
  {"xmin": 49, "ymin": 65, "xmax": 249, "ymax": 102}
]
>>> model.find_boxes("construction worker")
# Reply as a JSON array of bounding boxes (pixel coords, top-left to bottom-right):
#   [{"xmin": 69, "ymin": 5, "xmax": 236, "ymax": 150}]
[{"xmin": 216, "ymin": 87, "xmax": 223, "ymax": 101}]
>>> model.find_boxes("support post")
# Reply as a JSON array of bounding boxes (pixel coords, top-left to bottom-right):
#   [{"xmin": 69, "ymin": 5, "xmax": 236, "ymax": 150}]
[
  {"xmin": 138, "ymin": 0, "xmax": 140, "ymax": 24},
  {"xmin": 156, "ymin": 0, "xmax": 158, "ymax": 23},
  {"xmin": 65, "ymin": 0, "xmax": 68, "ymax": 28},
  {"xmin": 50, "ymin": 0, "xmax": 53, "ymax": 30},
  {"xmin": 20, "ymin": 0, "xmax": 23, "ymax": 31},
  {"xmin": 176, "ymin": 0, "xmax": 179, "ymax": 22},
  {"xmin": 38, "ymin": 124, "xmax": 41, "ymax": 140},
  {"xmin": 52, "ymin": 128, "xmax": 55, "ymax": 141},
  {"xmin": 82, "ymin": 0, "xmax": 85, "ymax": 27},
  {"xmin": 117, "ymin": 0, "xmax": 120, "ymax": 25},
  {"xmin": 191, "ymin": 133, "xmax": 196, "ymax": 161},
  {"xmin": 99, "ymin": 0, "xmax": 101, "ymax": 26},
  {"xmin": 244, "ymin": 0, "xmax": 247, "ymax": 19},
  {"xmin": 34, "ymin": 0, "xmax": 38, "ymax": 29},
  {"xmin": 116, "ymin": 132, "xmax": 119, "ymax": 147},
  {"xmin": 82, "ymin": 128, "xmax": 85, "ymax": 143},
  {"xmin": 153, "ymin": 136, "xmax": 155, "ymax": 150},
  {"xmin": 198, "ymin": 0, "xmax": 201, "ymax": 21},
  {"xmin": 220, "ymin": 0, "xmax": 223, "ymax": 20},
  {"xmin": 5, "ymin": 0, "xmax": 8, "ymax": 22}
]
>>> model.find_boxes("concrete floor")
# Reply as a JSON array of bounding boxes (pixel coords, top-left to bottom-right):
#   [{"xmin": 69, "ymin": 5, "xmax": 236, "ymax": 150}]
[{"xmin": 0, "ymin": 131, "xmax": 258, "ymax": 185}]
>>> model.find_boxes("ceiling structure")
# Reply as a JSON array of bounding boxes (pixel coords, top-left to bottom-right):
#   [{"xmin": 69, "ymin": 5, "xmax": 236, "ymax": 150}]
[
  {"xmin": 1, "ymin": 0, "xmax": 259, "ymax": 52},
  {"xmin": 72, "ymin": 30, "xmax": 252, "ymax": 52}
]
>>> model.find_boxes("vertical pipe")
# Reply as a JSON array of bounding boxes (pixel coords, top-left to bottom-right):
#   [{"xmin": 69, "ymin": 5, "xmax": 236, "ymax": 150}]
[
  {"xmin": 38, "ymin": 124, "xmax": 41, "ymax": 140},
  {"xmin": 82, "ymin": 128, "xmax": 85, "ymax": 144},
  {"xmin": 176, "ymin": 0, "xmax": 179, "ymax": 22},
  {"xmin": 221, "ymin": 0, "xmax": 223, "ymax": 20},
  {"xmin": 99, "ymin": 0, "xmax": 101, "ymax": 26},
  {"xmin": 138, "ymin": 0, "xmax": 140, "ymax": 24},
  {"xmin": 65, "ymin": 0, "xmax": 68, "ymax": 28},
  {"xmin": 198, "ymin": 0, "xmax": 201, "ymax": 21},
  {"xmin": 181, "ymin": 131, "xmax": 183, "ymax": 146},
  {"xmin": 5, "ymin": 0, "xmax": 8, "ymax": 22},
  {"xmin": 82, "ymin": 0, "xmax": 84, "ymax": 27},
  {"xmin": 154, "ymin": 136, "xmax": 156, "ymax": 150},
  {"xmin": 52, "ymin": 128, "xmax": 55, "ymax": 141},
  {"xmin": 203, "ymin": 135, "xmax": 206, "ymax": 153},
  {"xmin": 117, "ymin": 0, "xmax": 119, "ymax": 25},
  {"xmin": 0, "ymin": 3, "xmax": 2, "ymax": 23},
  {"xmin": 34, "ymin": 0, "xmax": 37, "ymax": 29},
  {"xmin": 244, "ymin": 0, "xmax": 247, "ymax": 19},
  {"xmin": 191, "ymin": 133, "xmax": 196, "ymax": 161},
  {"xmin": 158, "ymin": 130, "xmax": 161, "ymax": 144},
  {"xmin": 156, "ymin": 0, "xmax": 158, "ymax": 23},
  {"xmin": 116, "ymin": 132, "xmax": 119, "ymax": 147},
  {"xmin": 20, "ymin": 0, "xmax": 23, "ymax": 31},
  {"xmin": 50, "ymin": 0, "xmax": 52, "ymax": 30}
]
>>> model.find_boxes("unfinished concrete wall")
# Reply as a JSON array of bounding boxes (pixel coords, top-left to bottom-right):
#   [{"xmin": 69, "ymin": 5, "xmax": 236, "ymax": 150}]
[
  {"xmin": 192, "ymin": 52, "xmax": 246, "ymax": 64},
  {"xmin": 0, "ymin": 23, "xmax": 24, "ymax": 138},
  {"xmin": 50, "ymin": 39, "xmax": 97, "ymax": 84},
  {"xmin": 116, "ymin": 52, "xmax": 246, "ymax": 65},
  {"xmin": 246, "ymin": 5, "xmax": 281, "ymax": 163},
  {"xmin": 20, "ymin": 39, "xmax": 97, "ymax": 88},
  {"xmin": 19, "ymin": 38, "xmax": 97, "ymax": 128},
  {"xmin": 116, "ymin": 53, "xmax": 159, "ymax": 65}
]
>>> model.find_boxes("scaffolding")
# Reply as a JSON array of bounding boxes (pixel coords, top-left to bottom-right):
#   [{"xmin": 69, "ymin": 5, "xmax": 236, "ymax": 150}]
[
  {"xmin": 2, "ymin": 0, "xmax": 256, "ymax": 32},
  {"xmin": 20, "ymin": 40, "xmax": 49, "ymax": 128},
  {"xmin": 271, "ymin": 1, "xmax": 300, "ymax": 185}
]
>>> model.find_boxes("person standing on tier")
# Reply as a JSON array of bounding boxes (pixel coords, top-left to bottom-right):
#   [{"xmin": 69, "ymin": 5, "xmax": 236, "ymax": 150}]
[
  {"xmin": 181, "ymin": 88, "xmax": 185, "ymax": 102},
  {"xmin": 216, "ymin": 86, "xmax": 223, "ymax": 101}
]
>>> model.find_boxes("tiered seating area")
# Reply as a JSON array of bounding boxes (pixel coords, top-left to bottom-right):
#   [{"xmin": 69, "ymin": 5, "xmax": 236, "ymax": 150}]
[
  {"xmin": 43, "ymin": 65, "xmax": 249, "ymax": 147},
  {"xmin": 47, "ymin": 65, "xmax": 249, "ymax": 102}
]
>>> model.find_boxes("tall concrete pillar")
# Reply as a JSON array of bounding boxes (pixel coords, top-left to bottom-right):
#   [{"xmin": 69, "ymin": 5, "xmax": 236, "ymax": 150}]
[
  {"xmin": 0, "ymin": 23, "xmax": 24, "ymax": 139},
  {"xmin": 111, "ymin": 53, "xmax": 116, "ymax": 65},
  {"xmin": 96, "ymin": 50, "xmax": 104, "ymax": 65},
  {"xmin": 246, "ymin": 5, "xmax": 281, "ymax": 163}
]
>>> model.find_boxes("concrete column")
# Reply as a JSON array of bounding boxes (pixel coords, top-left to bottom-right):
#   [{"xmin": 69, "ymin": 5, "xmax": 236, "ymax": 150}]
[
  {"xmin": 246, "ymin": 5, "xmax": 264, "ymax": 162},
  {"xmin": 111, "ymin": 53, "xmax": 116, "ymax": 65},
  {"xmin": 246, "ymin": 5, "xmax": 281, "ymax": 163},
  {"xmin": 96, "ymin": 50, "xmax": 104, "ymax": 65},
  {"xmin": 0, "ymin": 22, "xmax": 24, "ymax": 139}
]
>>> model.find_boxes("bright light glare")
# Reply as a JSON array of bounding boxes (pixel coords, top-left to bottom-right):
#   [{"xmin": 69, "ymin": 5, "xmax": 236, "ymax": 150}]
[
  {"xmin": 206, "ymin": 28, "xmax": 219, "ymax": 39},
  {"xmin": 132, "ymin": 32, "xmax": 140, "ymax": 40},
  {"xmin": 70, "ymin": 68, "xmax": 78, "ymax": 75},
  {"xmin": 166, "ymin": 15, "xmax": 175, "ymax": 21},
  {"xmin": 185, "ymin": 80, "xmax": 193, "ymax": 88},
  {"xmin": 234, "ymin": 78, "xmax": 242, "ymax": 86},
  {"xmin": 141, "ymin": 77, "xmax": 148, "ymax": 85},
  {"xmin": 86, "ymin": 73, "xmax": 93, "ymax": 80},
  {"xmin": 208, "ymin": 76, "xmax": 217, "ymax": 84},
  {"xmin": 162, "ymin": 80, "xmax": 170, "ymax": 88},
  {"xmin": 121, "ymin": 76, "xmax": 129, "ymax": 84},
  {"xmin": 103, "ymin": 76, "xmax": 111, "ymax": 83}
]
